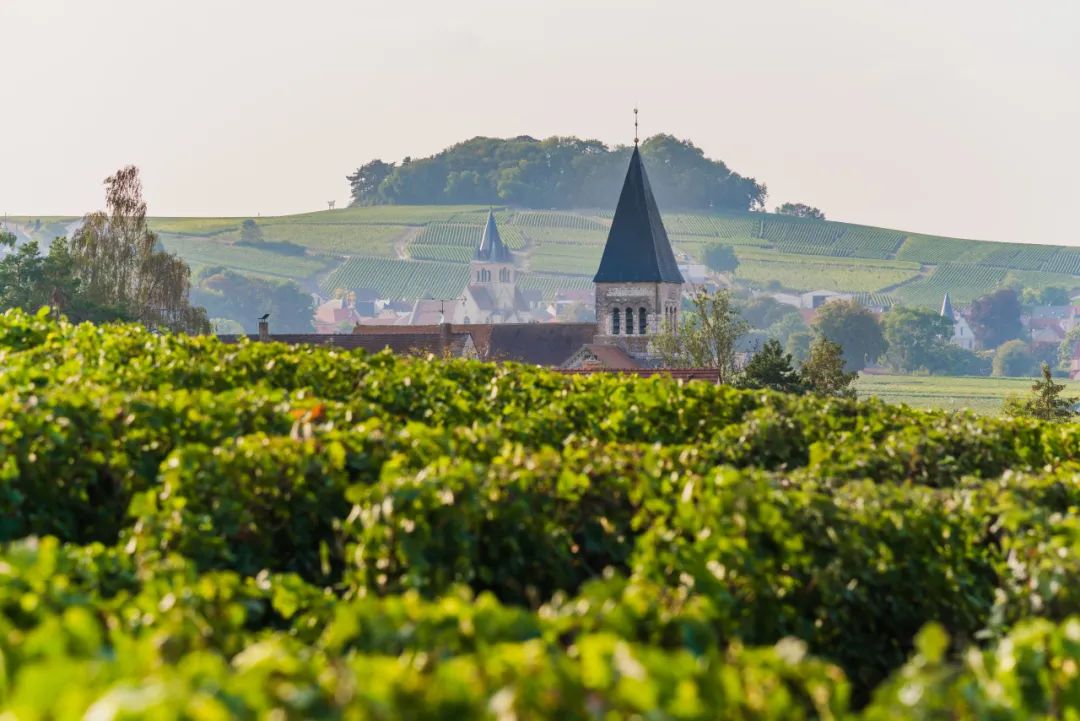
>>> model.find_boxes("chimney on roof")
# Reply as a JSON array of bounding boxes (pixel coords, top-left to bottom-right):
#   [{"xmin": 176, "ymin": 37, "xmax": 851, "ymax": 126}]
[
  {"xmin": 258, "ymin": 319, "xmax": 269, "ymax": 341},
  {"xmin": 439, "ymin": 321, "xmax": 451, "ymax": 357}
]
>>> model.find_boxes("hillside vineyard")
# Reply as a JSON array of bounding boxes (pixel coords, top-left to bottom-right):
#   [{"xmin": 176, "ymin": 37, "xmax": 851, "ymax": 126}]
[
  {"xmin": 5, "ymin": 306, "xmax": 1080, "ymax": 717},
  {"xmin": 10, "ymin": 204, "xmax": 1080, "ymax": 309}
]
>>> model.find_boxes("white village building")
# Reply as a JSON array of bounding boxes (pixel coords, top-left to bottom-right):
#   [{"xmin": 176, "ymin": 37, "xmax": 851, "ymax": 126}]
[{"xmin": 941, "ymin": 292, "xmax": 975, "ymax": 351}]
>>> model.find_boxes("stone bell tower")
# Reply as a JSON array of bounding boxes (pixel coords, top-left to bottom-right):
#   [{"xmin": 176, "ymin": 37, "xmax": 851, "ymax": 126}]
[{"xmin": 592, "ymin": 140, "xmax": 684, "ymax": 358}]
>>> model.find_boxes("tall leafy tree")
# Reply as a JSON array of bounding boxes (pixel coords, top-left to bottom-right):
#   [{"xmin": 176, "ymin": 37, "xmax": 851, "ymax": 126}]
[
  {"xmin": 651, "ymin": 288, "xmax": 749, "ymax": 383},
  {"xmin": 346, "ymin": 160, "xmax": 396, "ymax": 206},
  {"xmin": 968, "ymin": 289, "xmax": 1024, "ymax": 350},
  {"xmin": 239, "ymin": 219, "xmax": 264, "ymax": 244},
  {"xmin": 881, "ymin": 306, "xmax": 955, "ymax": 373},
  {"xmin": 71, "ymin": 166, "xmax": 208, "ymax": 334},
  {"xmin": 992, "ymin": 339, "xmax": 1036, "ymax": 377},
  {"xmin": 703, "ymin": 243, "xmax": 739, "ymax": 274},
  {"xmin": 812, "ymin": 299, "xmax": 887, "ymax": 371},
  {"xmin": 741, "ymin": 295, "xmax": 799, "ymax": 329},
  {"xmin": 800, "ymin": 337, "xmax": 858, "ymax": 398},
  {"xmin": 767, "ymin": 313, "xmax": 808, "ymax": 347},
  {"xmin": 1057, "ymin": 324, "xmax": 1080, "ymax": 370}
]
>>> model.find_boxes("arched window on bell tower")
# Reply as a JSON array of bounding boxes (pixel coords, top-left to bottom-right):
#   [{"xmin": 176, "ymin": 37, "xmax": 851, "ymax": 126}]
[
  {"xmin": 625, "ymin": 307, "xmax": 633, "ymax": 335},
  {"xmin": 639, "ymin": 307, "xmax": 647, "ymax": 335},
  {"xmin": 612, "ymin": 308, "xmax": 620, "ymax": 335}
]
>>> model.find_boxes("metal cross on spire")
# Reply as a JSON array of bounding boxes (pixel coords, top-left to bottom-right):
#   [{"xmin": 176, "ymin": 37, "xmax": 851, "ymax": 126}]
[{"xmin": 634, "ymin": 107, "xmax": 639, "ymax": 147}]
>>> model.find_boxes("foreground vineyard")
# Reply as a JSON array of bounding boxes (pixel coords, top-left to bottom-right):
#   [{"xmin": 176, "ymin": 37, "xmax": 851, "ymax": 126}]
[{"xmin": 5, "ymin": 307, "xmax": 1080, "ymax": 717}]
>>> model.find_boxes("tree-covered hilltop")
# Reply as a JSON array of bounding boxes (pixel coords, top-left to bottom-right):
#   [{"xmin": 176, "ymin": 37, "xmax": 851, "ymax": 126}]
[{"xmin": 347, "ymin": 134, "xmax": 768, "ymax": 211}]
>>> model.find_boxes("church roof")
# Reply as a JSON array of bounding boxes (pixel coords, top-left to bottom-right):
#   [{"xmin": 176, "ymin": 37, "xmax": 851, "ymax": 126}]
[
  {"xmin": 940, "ymin": 292, "xmax": 955, "ymax": 321},
  {"xmin": 476, "ymin": 211, "xmax": 511, "ymax": 263},
  {"xmin": 593, "ymin": 146, "xmax": 684, "ymax": 284}
]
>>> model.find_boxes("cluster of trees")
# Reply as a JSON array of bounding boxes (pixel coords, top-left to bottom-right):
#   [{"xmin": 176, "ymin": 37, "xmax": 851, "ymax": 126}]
[
  {"xmin": 651, "ymin": 290, "xmax": 858, "ymax": 398},
  {"xmin": 811, "ymin": 298, "xmax": 991, "ymax": 376},
  {"xmin": 650, "ymin": 288, "xmax": 1038, "ymax": 393},
  {"xmin": 0, "ymin": 234, "xmax": 109, "ymax": 322},
  {"xmin": 190, "ymin": 268, "xmax": 314, "ymax": 334},
  {"xmin": 775, "ymin": 202, "xmax": 826, "ymax": 220},
  {"xmin": 347, "ymin": 135, "xmax": 767, "ymax": 211},
  {"xmin": 1, "ymin": 166, "xmax": 208, "ymax": 333}
]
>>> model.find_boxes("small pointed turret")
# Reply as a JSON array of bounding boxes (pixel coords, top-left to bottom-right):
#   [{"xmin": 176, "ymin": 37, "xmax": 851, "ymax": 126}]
[
  {"xmin": 941, "ymin": 292, "xmax": 955, "ymax": 321},
  {"xmin": 476, "ymin": 210, "xmax": 510, "ymax": 263},
  {"xmin": 593, "ymin": 146, "xmax": 683, "ymax": 283}
]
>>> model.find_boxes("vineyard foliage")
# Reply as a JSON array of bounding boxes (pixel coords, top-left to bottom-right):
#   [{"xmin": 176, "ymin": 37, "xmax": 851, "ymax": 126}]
[{"xmin": 5, "ymin": 307, "xmax": 1080, "ymax": 717}]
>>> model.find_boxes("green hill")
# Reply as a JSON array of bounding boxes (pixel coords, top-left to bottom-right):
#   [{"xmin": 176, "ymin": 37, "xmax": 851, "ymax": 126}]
[{"xmin": 8, "ymin": 206, "xmax": 1080, "ymax": 305}]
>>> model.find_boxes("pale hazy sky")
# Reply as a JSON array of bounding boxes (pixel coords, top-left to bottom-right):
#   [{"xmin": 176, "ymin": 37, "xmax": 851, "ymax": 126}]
[{"xmin": 2, "ymin": 0, "xmax": 1078, "ymax": 244}]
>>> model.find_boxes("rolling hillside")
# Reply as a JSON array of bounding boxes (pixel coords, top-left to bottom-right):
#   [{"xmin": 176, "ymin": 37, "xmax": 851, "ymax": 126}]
[{"xmin": 6, "ymin": 207, "xmax": 1079, "ymax": 306}]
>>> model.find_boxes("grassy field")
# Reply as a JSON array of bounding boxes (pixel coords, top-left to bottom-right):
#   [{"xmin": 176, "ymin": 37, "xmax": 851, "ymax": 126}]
[
  {"xmin": 8, "ymin": 205, "xmax": 1080, "ymax": 304},
  {"xmin": 855, "ymin": 373, "xmax": 1080, "ymax": 415}
]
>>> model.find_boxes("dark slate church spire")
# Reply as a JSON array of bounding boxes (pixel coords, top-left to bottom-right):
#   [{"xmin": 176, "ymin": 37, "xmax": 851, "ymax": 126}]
[
  {"xmin": 593, "ymin": 144, "xmax": 684, "ymax": 284},
  {"xmin": 476, "ymin": 210, "xmax": 511, "ymax": 262},
  {"xmin": 941, "ymin": 292, "xmax": 955, "ymax": 321}
]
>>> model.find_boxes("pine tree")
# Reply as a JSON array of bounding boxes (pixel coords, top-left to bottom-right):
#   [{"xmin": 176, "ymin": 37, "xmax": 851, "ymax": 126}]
[
  {"xmin": 737, "ymin": 339, "xmax": 803, "ymax": 393},
  {"xmin": 1007, "ymin": 362, "xmax": 1078, "ymax": 421}
]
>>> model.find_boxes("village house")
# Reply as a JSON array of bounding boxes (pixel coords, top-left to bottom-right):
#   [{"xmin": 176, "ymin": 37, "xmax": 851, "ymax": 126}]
[{"xmin": 940, "ymin": 292, "xmax": 975, "ymax": 351}]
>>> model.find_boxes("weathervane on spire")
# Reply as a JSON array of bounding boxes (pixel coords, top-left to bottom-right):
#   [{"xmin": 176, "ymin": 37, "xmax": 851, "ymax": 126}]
[{"xmin": 634, "ymin": 107, "xmax": 639, "ymax": 147}]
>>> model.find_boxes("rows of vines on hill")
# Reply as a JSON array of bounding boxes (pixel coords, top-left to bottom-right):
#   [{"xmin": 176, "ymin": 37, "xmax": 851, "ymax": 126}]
[{"xmin": 4, "ymin": 307, "xmax": 1080, "ymax": 717}]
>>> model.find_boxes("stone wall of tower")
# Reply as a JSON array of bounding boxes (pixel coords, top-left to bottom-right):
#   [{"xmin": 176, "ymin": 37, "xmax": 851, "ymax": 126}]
[
  {"xmin": 593, "ymin": 281, "xmax": 682, "ymax": 357},
  {"xmin": 469, "ymin": 261, "xmax": 515, "ymax": 286}
]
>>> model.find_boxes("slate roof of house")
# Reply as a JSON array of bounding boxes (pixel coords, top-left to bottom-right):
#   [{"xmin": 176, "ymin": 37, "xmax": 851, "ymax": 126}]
[
  {"xmin": 941, "ymin": 293, "xmax": 955, "ymax": 321},
  {"xmin": 558, "ymin": 367, "xmax": 721, "ymax": 383},
  {"xmin": 353, "ymin": 322, "xmax": 596, "ymax": 366},
  {"xmin": 218, "ymin": 332, "xmax": 472, "ymax": 357},
  {"xmin": 467, "ymin": 285, "xmax": 497, "ymax": 311},
  {"xmin": 475, "ymin": 323, "xmax": 597, "ymax": 365},
  {"xmin": 409, "ymin": 298, "xmax": 459, "ymax": 325},
  {"xmin": 476, "ymin": 211, "xmax": 511, "ymax": 263},
  {"xmin": 594, "ymin": 146, "xmax": 684, "ymax": 284},
  {"xmin": 578, "ymin": 344, "xmax": 643, "ymax": 370}
]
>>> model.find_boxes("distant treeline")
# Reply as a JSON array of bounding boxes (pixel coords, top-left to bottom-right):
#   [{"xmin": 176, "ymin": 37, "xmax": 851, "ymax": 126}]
[{"xmin": 347, "ymin": 134, "xmax": 767, "ymax": 211}]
